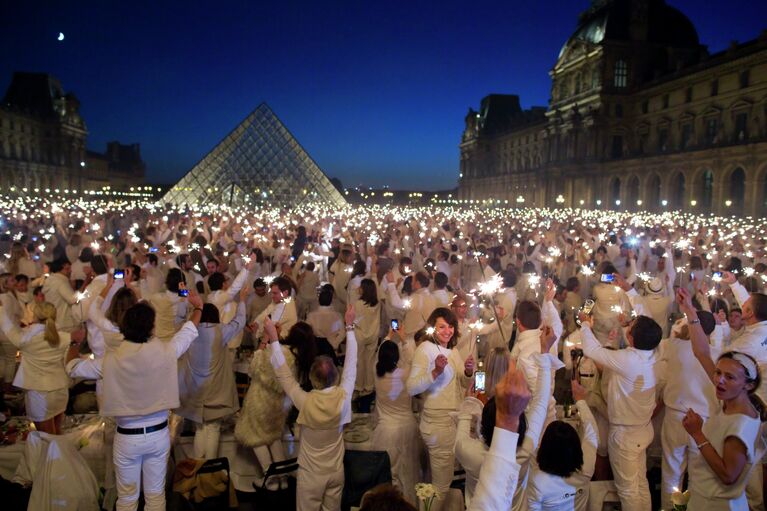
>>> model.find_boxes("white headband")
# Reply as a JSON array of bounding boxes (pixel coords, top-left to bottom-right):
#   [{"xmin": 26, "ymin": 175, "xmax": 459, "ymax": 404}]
[{"xmin": 730, "ymin": 352, "xmax": 758, "ymax": 381}]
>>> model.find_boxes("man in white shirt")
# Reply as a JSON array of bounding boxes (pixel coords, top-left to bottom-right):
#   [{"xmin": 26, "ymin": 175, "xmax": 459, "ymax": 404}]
[
  {"xmin": 66, "ymin": 294, "xmax": 203, "ymax": 511},
  {"xmin": 510, "ymin": 279, "xmax": 562, "ymax": 423},
  {"xmin": 384, "ymin": 271, "xmax": 437, "ymax": 339},
  {"xmin": 206, "ymin": 263, "xmax": 251, "ymax": 354},
  {"xmin": 252, "ymin": 276, "xmax": 298, "ymax": 341},
  {"xmin": 268, "ymin": 307, "xmax": 357, "ymax": 511},
  {"xmin": 579, "ymin": 310, "xmax": 662, "ymax": 511}
]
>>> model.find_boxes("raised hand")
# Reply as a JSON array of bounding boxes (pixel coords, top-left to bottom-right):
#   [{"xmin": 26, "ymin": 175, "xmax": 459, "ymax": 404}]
[
  {"xmin": 571, "ymin": 379, "xmax": 588, "ymax": 402},
  {"xmin": 539, "ymin": 324, "xmax": 557, "ymax": 353},
  {"xmin": 682, "ymin": 408, "xmax": 704, "ymax": 437},
  {"xmin": 464, "ymin": 355, "xmax": 475, "ymax": 376},
  {"xmin": 344, "ymin": 303, "xmax": 356, "ymax": 326},
  {"xmin": 495, "ymin": 360, "xmax": 532, "ymax": 432},
  {"xmin": 721, "ymin": 271, "xmax": 737, "ymax": 285},
  {"xmin": 433, "ymin": 354, "xmax": 448, "ymax": 378}
]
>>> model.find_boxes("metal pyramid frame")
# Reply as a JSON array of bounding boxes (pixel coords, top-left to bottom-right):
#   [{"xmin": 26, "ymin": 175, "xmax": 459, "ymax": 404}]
[{"xmin": 162, "ymin": 103, "xmax": 346, "ymax": 208}]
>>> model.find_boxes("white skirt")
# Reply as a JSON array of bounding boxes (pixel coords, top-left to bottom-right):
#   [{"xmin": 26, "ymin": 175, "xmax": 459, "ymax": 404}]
[{"xmin": 25, "ymin": 388, "xmax": 68, "ymax": 422}]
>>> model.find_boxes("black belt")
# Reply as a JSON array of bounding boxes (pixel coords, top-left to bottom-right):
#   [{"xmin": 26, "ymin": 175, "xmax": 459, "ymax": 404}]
[{"xmin": 117, "ymin": 420, "xmax": 168, "ymax": 435}]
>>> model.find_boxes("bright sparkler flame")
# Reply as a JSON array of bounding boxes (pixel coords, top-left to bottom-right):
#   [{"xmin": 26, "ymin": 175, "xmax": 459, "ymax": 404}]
[{"xmin": 479, "ymin": 274, "xmax": 503, "ymax": 296}]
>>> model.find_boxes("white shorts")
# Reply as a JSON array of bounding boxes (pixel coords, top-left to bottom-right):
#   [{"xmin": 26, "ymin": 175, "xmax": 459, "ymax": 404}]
[{"xmin": 25, "ymin": 388, "xmax": 68, "ymax": 422}]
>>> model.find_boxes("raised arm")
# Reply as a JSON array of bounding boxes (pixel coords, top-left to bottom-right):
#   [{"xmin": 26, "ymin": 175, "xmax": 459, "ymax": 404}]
[
  {"xmin": 340, "ymin": 305, "xmax": 358, "ymax": 398},
  {"xmin": 541, "ymin": 279, "xmax": 563, "ymax": 349},
  {"xmin": 614, "ymin": 272, "xmax": 647, "ymax": 317},
  {"xmin": 724, "ymin": 271, "xmax": 750, "ymax": 309},
  {"xmin": 225, "ymin": 266, "xmax": 250, "ymax": 301},
  {"xmin": 519, "ymin": 326, "xmax": 561, "ymax": 457},
  {"xmin": 469, "ymin": 360, "xmax": 530, "ymax": 511},
  {"xmin": 0, "ymin": 309, "xmax": 34, "ymax": 348},
  {"xmin": 220, "ymin": 302, "xmax": 247, "ymax": 345},
  {"xmin": 572, "ymin": 380, "xmax": 598, "ymax": 480},
  {"xmin": 88, "ymin": 296, "xmax": 120, "ymax": 334},
  {"xmin": 579, "ymin": 314, "xmax": 629, "ymax": 374},
  {"xmin": 266, "ymin": 317, "xmax": 308, "ymax": 410},
  {"xmin": 170, "ymin": 294, "xmax": 203, "ymax": 358},
  {"xmin": 676, "ymin": 288, "xmax": 716, "ymax": 382}
]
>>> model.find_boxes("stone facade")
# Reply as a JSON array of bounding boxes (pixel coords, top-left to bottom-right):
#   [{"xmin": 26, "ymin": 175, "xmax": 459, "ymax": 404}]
[
  {"xmin": 458, "ymin": 0, "xmax": 767, "ymax": 217},
  {"xmin": 0, "ymin": 72, "xmax": 144, "ymax": 193}
]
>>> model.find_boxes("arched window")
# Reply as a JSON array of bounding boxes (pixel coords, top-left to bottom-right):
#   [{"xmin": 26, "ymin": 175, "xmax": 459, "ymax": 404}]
[
  {"xmin": 729, "ymin": 167, "xmax": 745, "ymax": 216},
  {"xmin": 614, "ymin": 60, "xmax": 628, "ymax": 88},
  {"xmin": 701, "ymin": 170, "xmax": 714, "ymax": 210},
  {"xmin": 574, "ymin": 73, "xmax": 582, "ymax": 94},
  {"xmin": 610, "ymin": 178, "xmax": 621, "ymax": 206},
  {"xmin": 671, "ymin": 173, "xmax": 685, "ymax": 210},
  {"xmin": 559, "ymin": 80, "xmax": 568, "ymax": 101}
]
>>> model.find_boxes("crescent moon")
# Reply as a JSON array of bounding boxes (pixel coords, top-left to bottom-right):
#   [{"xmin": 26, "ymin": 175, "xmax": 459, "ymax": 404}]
[{"xmin": 58, "ymin": 32, "xmax": 65, "ymax": 41}]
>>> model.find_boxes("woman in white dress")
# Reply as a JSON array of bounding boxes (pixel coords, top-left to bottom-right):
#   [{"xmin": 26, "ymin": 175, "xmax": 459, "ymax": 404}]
[
  {"xmin": 354, "ymin": 278, "xmax": 381, "ymax": 395},
  {"xmin": 0, "ymin": 302, "xmax": 80, "ymax": 434},
  {"xmin": 372, "ymin": 334, "xmax": 418, "ymax": 504},
  {"xmin": 407, "ymin": 307, "xmax": 474, "ymax": 510},
  {"xmin": 677, "ymin": 288, "xmax": 763, "ymax": 510}
]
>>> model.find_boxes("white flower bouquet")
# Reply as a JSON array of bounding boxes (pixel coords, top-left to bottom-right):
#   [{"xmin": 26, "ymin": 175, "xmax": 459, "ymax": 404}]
[{"xmin": 415, "ymin": 483, "xmax": 439, "ymax": 511}]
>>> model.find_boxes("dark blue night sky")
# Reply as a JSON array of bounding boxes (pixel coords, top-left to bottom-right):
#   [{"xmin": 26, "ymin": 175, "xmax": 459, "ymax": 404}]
[{"xmin": 2, "ymin": 1, "xmax": 765, "ymax": 190}]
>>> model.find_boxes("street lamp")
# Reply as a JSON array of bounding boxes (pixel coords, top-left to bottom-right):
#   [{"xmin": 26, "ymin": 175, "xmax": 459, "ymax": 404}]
[
  {"xmin": 725, "ymin": 200, "xmax": 732, "ymax": 207},
  {"xmin": 661, "ymin": 199, "xmax": 668, "ymax": 207}
]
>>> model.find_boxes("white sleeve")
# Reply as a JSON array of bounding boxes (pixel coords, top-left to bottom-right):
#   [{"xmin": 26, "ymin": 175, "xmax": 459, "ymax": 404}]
[
  {"xmin": 730, "ymin": 282, "xmax": 751, "ymax": 308},
  {"xmin": 341, "ymin": 330, "xmax": 358, "ymax": 398},
  {"xmin": 625, "ymin": 288, "xmax": 648, "ymax": 317},
  {"xmin": 226, "ymin": 268, "xmax": 249, "ymax": 300},
  {"xmin": 170, "ymin": 321, "xmax": 200, "ymax": 358},
  {"xmin": 469, "ymin": 428, "xmax": 522, "ymax": 511},
  {"xmin": 541, "ymin": 299, "xmax": 563, "ymax": 349},
  {"xmin": 66, "ymin": 357, "xmax": 104, "ymax": 380},
  {"xmin": 581, "ymin": 324, "xmax": 627, "ymax": 373}
]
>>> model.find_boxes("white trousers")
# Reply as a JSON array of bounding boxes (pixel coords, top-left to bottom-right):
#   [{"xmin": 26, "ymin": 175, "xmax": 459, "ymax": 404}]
[
  {"xmin": 355, "ymin": 337, "xmax": 377, "ymax": 394},
  {"xmin": 297, "ymin": 466, "xmax": 344, "ymax": 511},
  {"xmin": 420, "ymin": 411, "xmax": 456, "ymax": 511},
  {"xmin": 193, "ymin": 420, "xmax": 221, "ymax": 459},
  {"xmin": 661, "ymin": 409, "xmax": 690, "ymax": 511},
  {"xmin": 113, "ymin": 428, "xmax": 170, "ymax": 511},
  {"xmin": 608, "ymin": 422, "xmax": 653, "ymax": 511}
]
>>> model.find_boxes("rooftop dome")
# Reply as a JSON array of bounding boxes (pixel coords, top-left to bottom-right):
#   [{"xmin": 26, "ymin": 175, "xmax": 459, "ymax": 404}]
[{"xmin": 559, "ymin": 0, "xmax": 699, "ymax": 58}]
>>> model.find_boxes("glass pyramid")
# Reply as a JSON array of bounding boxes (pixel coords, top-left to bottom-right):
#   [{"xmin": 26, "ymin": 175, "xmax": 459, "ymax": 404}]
[{"xmin": 162, "ymin": 103, "xmax": 346, "ymax": 208}]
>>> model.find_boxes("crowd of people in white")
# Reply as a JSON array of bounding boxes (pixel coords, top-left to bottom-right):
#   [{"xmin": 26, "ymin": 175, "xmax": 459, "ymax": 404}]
[{"xmin": 0, "ymin": 197, "xmax": 766, "ymax": 511}]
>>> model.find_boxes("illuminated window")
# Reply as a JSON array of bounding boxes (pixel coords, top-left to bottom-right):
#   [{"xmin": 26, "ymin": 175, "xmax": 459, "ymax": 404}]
[{"xmin": 614, "ymin": 60, "xmax": 628, "ymax": 88}]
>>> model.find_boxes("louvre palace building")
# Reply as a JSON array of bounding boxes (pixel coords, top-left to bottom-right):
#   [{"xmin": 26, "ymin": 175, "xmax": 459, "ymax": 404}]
[
  {"xmin": 457, "ymin": 0, "xmax": 767, "ymax": 217},
  {"xmin": 0, "ymin": 72, "xmax": 145, "ymax": 194}
]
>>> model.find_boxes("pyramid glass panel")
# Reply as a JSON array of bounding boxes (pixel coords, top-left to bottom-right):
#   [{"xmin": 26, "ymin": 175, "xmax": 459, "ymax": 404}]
[{"xmin": 162, "ymin": 103, "xmax": 346, "ymax": 208}]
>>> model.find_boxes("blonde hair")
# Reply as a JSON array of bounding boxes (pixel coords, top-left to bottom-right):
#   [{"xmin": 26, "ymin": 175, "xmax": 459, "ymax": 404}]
[
  {"xmin": 484, "ymin": 347, "xmax": 511, "ymax": 398},
  {"xmin": 33, "ymin": 302, "xmax": 60, "ymax": 347}
]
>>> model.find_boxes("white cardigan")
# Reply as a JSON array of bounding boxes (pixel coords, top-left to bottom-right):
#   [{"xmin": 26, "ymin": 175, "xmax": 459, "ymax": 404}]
[{"xmin": 0, "ymin": 315, "xmax": 71, "ymax": 391}]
